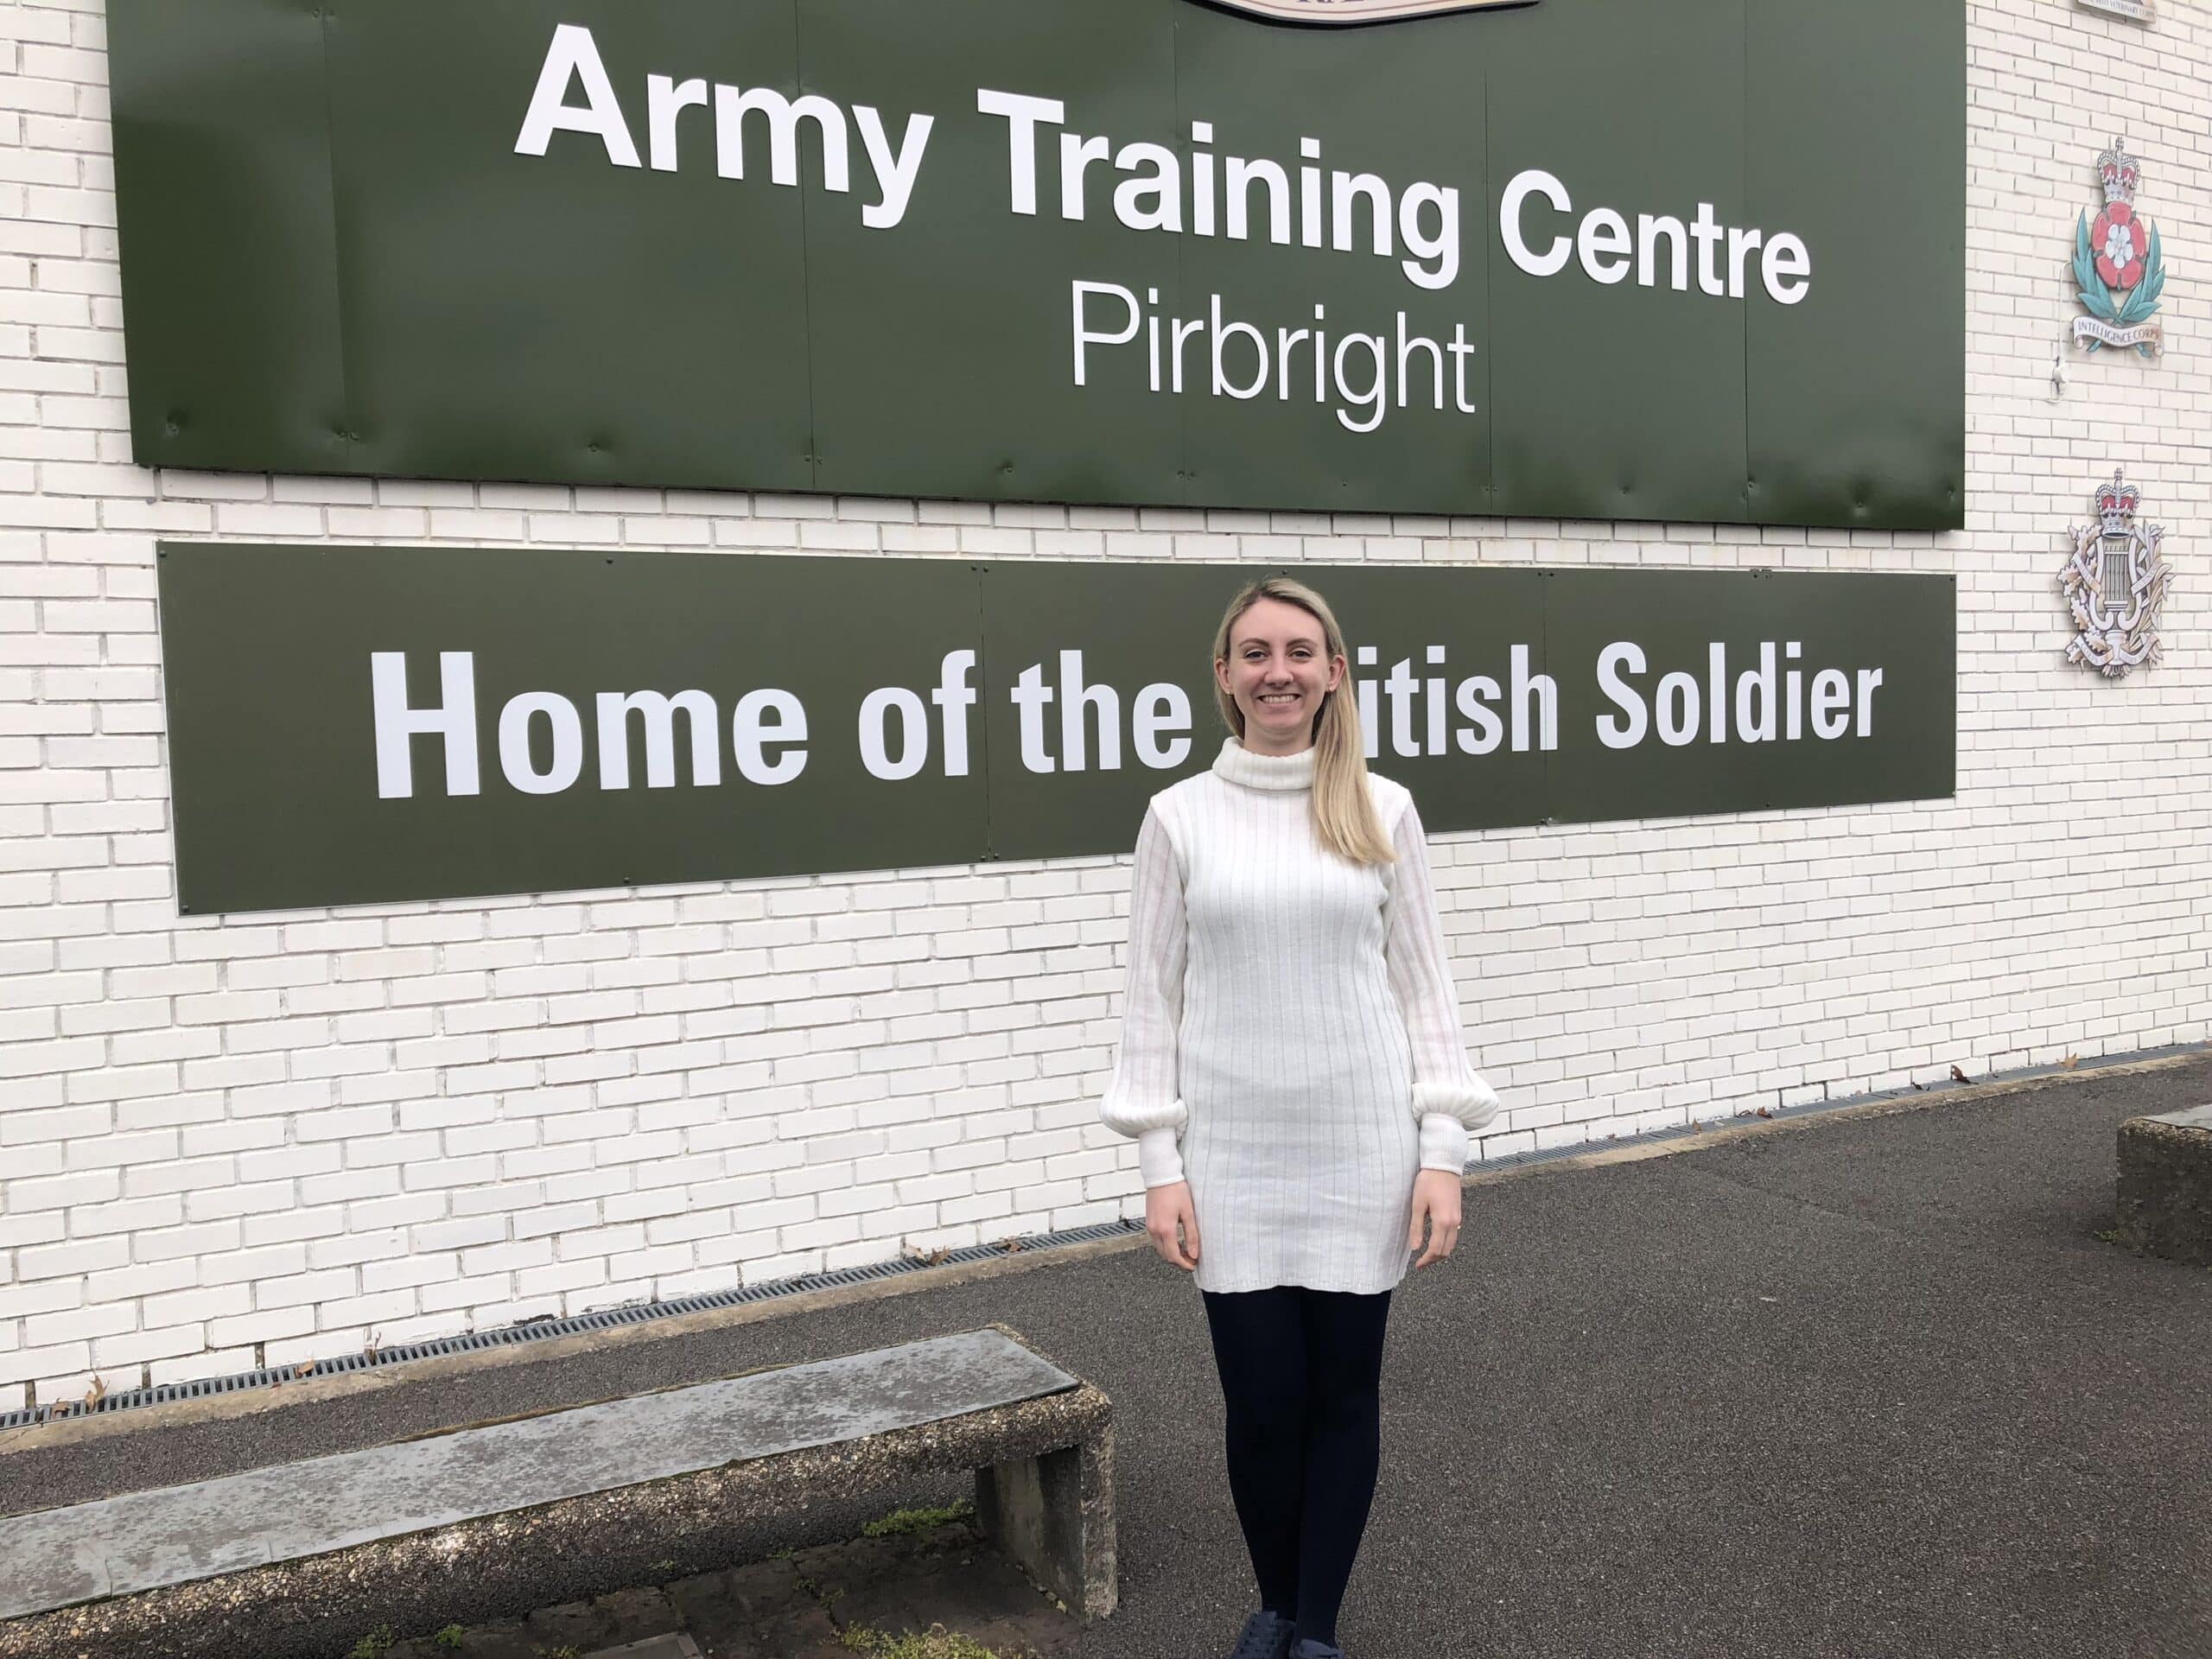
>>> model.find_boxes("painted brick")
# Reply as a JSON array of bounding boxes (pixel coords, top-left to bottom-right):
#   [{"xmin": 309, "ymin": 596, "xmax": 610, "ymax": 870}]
[{"xmin": 0, "ymin": 0, "xmax": 2207, "ymax": 1402}]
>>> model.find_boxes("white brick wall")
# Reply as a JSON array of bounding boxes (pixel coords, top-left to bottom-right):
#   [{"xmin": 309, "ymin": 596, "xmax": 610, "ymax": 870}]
[{"xmin": 2, "ymin": 0, "xmax": 2208, "ymax": 1411}]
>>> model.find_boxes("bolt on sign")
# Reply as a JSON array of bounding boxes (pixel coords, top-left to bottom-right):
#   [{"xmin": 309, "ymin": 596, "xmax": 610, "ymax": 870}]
[
  {"xmin": 108, "ymin": 0, "xmax": 1965, "ymax": 530},
  {"xmin": 155, "ymin": 547, "xmax": 1956, "ymax": 914}
]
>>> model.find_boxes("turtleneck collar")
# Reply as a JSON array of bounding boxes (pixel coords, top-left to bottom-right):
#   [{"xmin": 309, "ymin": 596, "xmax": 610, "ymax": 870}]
[{"xmin": 1211, "ymin": 735, "xmax": 1316, "ymax": 792}]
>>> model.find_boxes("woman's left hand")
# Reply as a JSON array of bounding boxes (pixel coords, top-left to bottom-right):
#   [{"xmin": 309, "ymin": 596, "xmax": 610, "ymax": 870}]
[{"xmin": 1408, "ymin": 1168, "xmax": 1463, "ymax": 1268}]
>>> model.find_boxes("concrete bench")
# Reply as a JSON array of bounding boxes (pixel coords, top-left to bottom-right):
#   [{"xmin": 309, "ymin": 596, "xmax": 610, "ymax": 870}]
[
  {"xmin": 0, "ymin": 1324, "xmax": 1114, "ymax": 1659},
  {"xmin": 2115, "ymin": 1104, "xmax": 2212, "ymax": 1266}
]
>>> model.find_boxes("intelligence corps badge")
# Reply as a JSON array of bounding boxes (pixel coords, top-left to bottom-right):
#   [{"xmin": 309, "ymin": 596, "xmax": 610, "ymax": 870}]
[
  {"xmin": 2072, "ymin": 137, "xmax": 2165, "ymax": 357},
  {"xmin": 2059, "ymin": 470, "xmax": 2171, "ymax": 678}
]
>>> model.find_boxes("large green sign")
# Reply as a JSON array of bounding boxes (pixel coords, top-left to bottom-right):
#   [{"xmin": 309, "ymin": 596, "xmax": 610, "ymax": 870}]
[
  {"xmin": 110, "ymin": 0, "xmax": 1964, "ymax": 529},
  {"xmin": 156, "ymin": 545, "xmax": 1955, "ymax": 913}
]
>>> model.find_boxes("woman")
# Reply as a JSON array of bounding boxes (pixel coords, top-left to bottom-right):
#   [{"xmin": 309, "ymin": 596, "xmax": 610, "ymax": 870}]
[{"xmin": 1100, "ymin": 575, "xmax": 1501, "ymax": 1659}]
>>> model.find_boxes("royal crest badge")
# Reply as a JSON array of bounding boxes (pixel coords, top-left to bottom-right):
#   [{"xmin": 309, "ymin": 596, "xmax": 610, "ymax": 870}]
[
  {"xmin": 1202, "ymin": 0, "xmax": 1528, "ymax": 21},
  {"xmin": 2059, "ymin": 470, "xmax": 2171, "ymax": 678},
  {"xmin": 2072, "ymin": 137, "xmax": 2165, "ymax": 357}
]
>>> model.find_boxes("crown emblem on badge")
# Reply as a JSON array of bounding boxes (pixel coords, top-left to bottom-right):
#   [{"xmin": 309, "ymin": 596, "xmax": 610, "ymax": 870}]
[
  {"xmin": 2072, "ymin": 137, "xmax": 2166, "ymax": 357},
  {"xmin": 2096, "ymin": 138, "xmax": 2142, "ymax": 204},
  {"xmin": 2094, "ymin": 471, "xmax": 2139, "ymax": 531},
  {"xmin": 2059, "ymin": 468, "xmax": 2171, "ymax": 679}
]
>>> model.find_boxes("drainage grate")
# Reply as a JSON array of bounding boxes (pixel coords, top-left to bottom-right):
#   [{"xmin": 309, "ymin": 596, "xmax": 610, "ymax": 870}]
[
  {"xmin": 10, "ymin": 1037, "xmax": 2202, "ymax": 1433},
  {"xmin": 0, "ymin": 1217, "xmax": 1144, "ymax": 1432}
]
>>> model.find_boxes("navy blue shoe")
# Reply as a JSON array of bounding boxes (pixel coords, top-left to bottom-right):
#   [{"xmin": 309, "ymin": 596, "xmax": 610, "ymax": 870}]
[
  {"xmin": 1228, "ymin": 1609, "xmax": 1297, "ymax": 1659},
  {"xmin": 1288, "ymin": 1638, "xmax": 1347, "ymax": 1659}
]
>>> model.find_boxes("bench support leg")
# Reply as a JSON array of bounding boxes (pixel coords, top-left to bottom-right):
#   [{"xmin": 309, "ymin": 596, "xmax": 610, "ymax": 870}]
[{"xmin": 974, "ymin": 1427, "xmax": 1116, "ymax": 1619}]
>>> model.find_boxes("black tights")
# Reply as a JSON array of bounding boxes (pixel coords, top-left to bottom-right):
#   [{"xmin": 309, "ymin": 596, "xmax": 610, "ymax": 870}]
[{"xmin": 1200, "ymin": 1285, "xmax": 1393, "ymax": 1649}]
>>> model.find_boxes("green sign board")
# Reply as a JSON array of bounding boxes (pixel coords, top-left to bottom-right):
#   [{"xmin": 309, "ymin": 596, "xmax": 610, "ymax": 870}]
[
  {"xmin": 111, "ymin": 0, "xmax": 1964, "ymax": 528},
  {"xmin": 156, "ymin": 544, "xmax": 1956, "ymax": 913}
]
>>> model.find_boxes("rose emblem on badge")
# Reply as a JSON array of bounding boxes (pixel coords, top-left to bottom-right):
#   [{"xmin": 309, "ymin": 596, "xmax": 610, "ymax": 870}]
[{"xmin": 2092, "ymin": 200, "xmax": 2145, "ymax": 289}]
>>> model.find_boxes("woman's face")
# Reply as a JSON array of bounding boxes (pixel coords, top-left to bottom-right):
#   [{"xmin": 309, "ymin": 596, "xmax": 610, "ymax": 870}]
[{"xmin": 1216, "ymin": 596, "xmax": 1345, "ymax": 754}]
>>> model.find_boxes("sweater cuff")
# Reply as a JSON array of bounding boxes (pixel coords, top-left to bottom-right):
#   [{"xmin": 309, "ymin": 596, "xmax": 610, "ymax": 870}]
[
  {"xmin": 1136, "ymin": 1125, "xmax": 1186, "ymax": 1188},
  {"xmin": 1414, "ymin": 1077, "xmax": 1502, "ymax": 1133},
  {"xmin": 1418, "ymin": 1112, "xmax": 1470, "ymax": 1173}
]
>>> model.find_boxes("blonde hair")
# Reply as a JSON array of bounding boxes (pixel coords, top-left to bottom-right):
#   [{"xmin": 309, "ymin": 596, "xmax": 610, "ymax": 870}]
[{"xmin": 1211, "ymin": 575, "xmax": 1395, "ymax": 868}]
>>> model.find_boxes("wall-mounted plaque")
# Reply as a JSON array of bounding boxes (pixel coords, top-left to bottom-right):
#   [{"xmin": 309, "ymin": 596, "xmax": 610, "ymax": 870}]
[
  {"xmin": 107, "ymin": 0, "xmax": 1967, "ymax": 531},
  {"xmin": 2060, "ymin": 471, "xmax": 2171, "ymax": 678},
  {"xmin": 2073, "ymin": 138, "xmax": 2165, "ymax": 358}
]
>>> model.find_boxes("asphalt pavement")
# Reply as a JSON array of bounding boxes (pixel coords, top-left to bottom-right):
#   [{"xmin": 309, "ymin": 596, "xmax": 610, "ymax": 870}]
[{"xmin": 5, "ymin": 1052, "xmax": 2211, "ymax": 1659}]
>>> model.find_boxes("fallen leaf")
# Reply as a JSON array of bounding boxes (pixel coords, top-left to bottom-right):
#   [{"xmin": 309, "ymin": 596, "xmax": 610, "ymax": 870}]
[
  {"xmin": 1950, "ymin": 1065, "xmax": 1973, "ymax": 1084},
  {"xmin": 2060, "ymin": 1054, "xmax": 2079, "ymax": 1071},
  {"xmin": 995, "ymin": 1237, "xmax": 1025, "ymax": 1253},
  {"xmin": 82, "ymin": 1376, "xmax": 106, "ymax": 1411},
  {"xmin": 1754, "ymin": 1107, "xmax": 1773, "ymax": 1119},
  {"xmin": 293, "ymin": 1362, "xmax": 315, "ymax": 1379}
]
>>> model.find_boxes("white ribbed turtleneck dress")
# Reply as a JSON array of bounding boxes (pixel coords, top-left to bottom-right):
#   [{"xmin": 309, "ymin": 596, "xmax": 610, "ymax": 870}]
[{"xmin": 1100, "ymin": 736, "xmax": 1501, "ymax": 1295}]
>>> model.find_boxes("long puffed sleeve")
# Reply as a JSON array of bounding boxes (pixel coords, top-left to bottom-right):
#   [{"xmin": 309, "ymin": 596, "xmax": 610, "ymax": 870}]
[
  {"xmin": 1100, "ymin": 803, "xmax": 1191, "ymax": 1187},
  {"xmin": 1382, "ymin": 793, "xmax": 1501, "ymax": 1173}
]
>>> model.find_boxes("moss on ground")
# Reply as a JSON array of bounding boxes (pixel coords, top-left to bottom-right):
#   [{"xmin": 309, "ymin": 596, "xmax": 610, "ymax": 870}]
[{"xmin": 860, "ymin": 1499, "xmax": 976, "ymax": 1538}]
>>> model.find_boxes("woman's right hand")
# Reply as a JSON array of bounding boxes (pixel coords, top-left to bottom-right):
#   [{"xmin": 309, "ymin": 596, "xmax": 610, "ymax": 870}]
[{"xmin": 1145, "ymin": 1180, "xmax": 1201, "ymax": 1271}]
